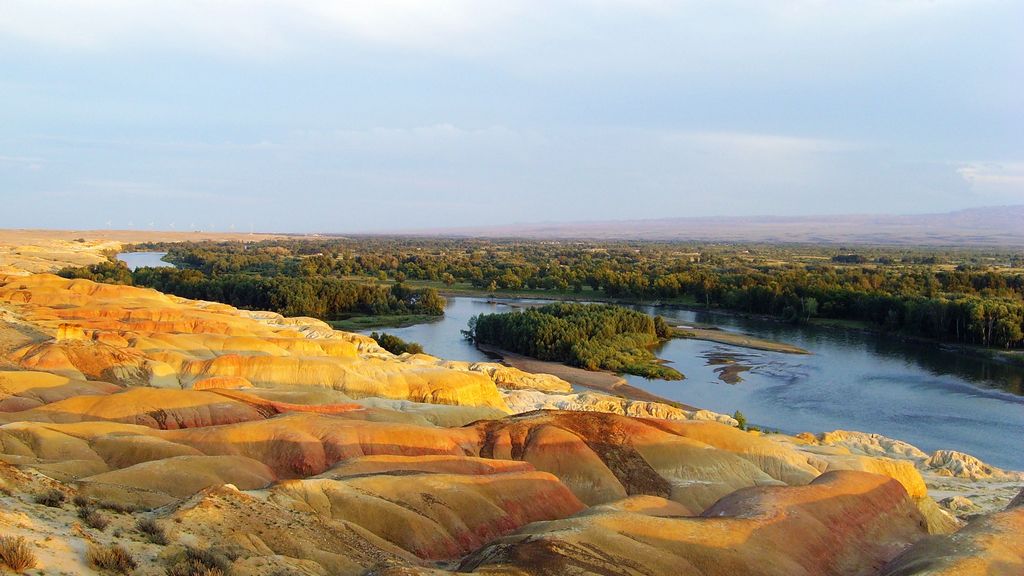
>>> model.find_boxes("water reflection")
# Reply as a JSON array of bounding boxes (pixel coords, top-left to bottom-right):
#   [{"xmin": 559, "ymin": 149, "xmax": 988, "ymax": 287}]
[{"xmin": 117, "ymin": 252, "xmax": 175, "ymax": 271}]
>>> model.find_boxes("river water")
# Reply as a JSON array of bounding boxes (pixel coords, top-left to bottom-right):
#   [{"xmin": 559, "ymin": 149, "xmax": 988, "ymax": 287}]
[
  {"xmin": 118, "ymin": 252, "xmax": 175, "ymax": 271},
  {"xmin": 370, "ymin": 296, "xmax": 1024, "ymax": 470}
]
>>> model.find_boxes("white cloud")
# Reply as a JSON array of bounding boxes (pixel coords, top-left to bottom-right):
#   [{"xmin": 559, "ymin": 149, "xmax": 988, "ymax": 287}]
[
  {"xmin": 660, "ymin": 131, "xmax": 857, "ymax": 155},
  {"xmin": 0, "ymin": 0, "xmax": 527, "ymax": 54},
  {"xmin": 957, "ymin": 162, "xmax": 1024, "ymax": 197},
  {"xmin": 0, "ymin": 155, "xmax": 44, "ymax": 171},
  {"xmin": 0, "ymin": 0, "xmax": 995, "ymax": 57}
]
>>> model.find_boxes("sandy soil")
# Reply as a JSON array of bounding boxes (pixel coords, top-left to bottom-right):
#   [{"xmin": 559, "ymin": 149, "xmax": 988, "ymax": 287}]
[
  {"xmin": 0, "ymin": 229, "xmax": 287, "ymax": 276},
  {"xmin": 0, "ymin": 229, "xmax": 285, "ymax": 244},
  {"xmin": 674, "ymin": 327, "xmax": 809, "ymax": 354}
]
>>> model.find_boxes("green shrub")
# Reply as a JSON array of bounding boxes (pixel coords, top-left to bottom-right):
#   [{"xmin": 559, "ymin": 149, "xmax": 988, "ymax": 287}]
[
  {"xmin": 733, "ymin": 410, "xmax": 748, "ymax": 431},
  {"xmin": 369, "ymin": 332, "xmax": 424, "ymax": 355}
]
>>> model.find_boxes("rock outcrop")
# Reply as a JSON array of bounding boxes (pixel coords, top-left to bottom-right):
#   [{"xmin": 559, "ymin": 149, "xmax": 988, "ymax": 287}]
[
  {"xmin": 439, "ymin": 471, "xmax": 929, "ymax": 576},
  {"xmin": 880, "ymin": 505, "xmax": 1024, "ymax": 576},
  {"xmin": 502, "ymin": 389, "xmax": 737, "ymax": 425},
  {"xmin": 924, "ymin": 449, "xmax": 1024, "ymax": 481}
]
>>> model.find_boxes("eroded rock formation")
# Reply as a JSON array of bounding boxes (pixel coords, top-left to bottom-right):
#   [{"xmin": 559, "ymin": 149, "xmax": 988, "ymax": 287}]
[{"xmin": 0, "ymin": 272, "xmax": 1019, "ymax": 575}]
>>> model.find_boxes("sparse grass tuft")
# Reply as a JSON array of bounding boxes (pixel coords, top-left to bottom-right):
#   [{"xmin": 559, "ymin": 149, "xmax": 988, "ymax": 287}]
[
  {"xmin": 98, "ymin": 500, "xmax": 138, "ymax": 514},
  {"xmin": 165, "ymin": 559, "xmax": 225, "ymax": 576},
  {"xmin": 73, "ymin": 494, "xmax": 92, "ymax": 508},
  {"xmin": 136, "ymin": 517, "xmax": 168, "ymax": 545},
  {"xmin": 164, "ymin": 546, "xmax": 231, "ymax": 576},
  {"xmin": 87, "ymin": 543, "xmax": 137, "ymax": 574},
  {"xmin": 33, "ymin": 488, "xmax": 65, "ymax": 507},
  {"xmin": 79, "ymin": 507, "xmax": 110, "ymax": 531},
  {"xmin": 0, "ymin": 535, "xmax": 38, "ymax": 572}
]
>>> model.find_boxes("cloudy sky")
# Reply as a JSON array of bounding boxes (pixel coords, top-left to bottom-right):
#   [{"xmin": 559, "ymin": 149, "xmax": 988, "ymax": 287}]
[{"xmin": 1, "ymin": 0, "xmax": 1021, "ymax": 232}]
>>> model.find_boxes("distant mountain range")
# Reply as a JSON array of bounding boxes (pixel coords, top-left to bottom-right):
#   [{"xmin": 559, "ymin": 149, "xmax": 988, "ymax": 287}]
[{"xmin": 406, "ymin": 205, "xmax": 1024, "ymax": 246}]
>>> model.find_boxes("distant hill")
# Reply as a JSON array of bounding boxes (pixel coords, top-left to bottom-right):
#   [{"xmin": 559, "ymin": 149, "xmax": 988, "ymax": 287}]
[{"xmin": 408, "ymin": 205, "xmax": 1024, "ymax": 246}]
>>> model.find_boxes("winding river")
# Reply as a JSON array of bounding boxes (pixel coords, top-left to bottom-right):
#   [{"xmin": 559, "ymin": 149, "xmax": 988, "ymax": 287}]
[
  {"xmin": 112, "ymin": 252, "xmax": 1023, "ymax": 471},
  {"xmin": 369, "ymin": 297, "xmax": 1024, "ymax": 470}
]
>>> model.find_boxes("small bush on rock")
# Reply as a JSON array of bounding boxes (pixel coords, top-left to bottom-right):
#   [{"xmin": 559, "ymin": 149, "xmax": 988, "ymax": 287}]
[
  {"xmin": 80, "ymin": 508, "xmax": 110, "ymax": 531},
  {"xmin": 136, "ymin": 518, "xmax": 168, "ymax": 545},
  {"xmin": 165, "ymin": 546, "xmax": 231, "ymax": 576}
]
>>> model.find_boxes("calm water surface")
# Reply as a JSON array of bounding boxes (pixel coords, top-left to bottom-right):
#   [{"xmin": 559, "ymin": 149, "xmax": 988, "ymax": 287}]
[
  {"xmin": 371, "ymin": 297, "xmax": 1024, "ymax": 470},
  {"xmin": 117, "ymin": 252, "xmax": 175, "ymax": 271}
]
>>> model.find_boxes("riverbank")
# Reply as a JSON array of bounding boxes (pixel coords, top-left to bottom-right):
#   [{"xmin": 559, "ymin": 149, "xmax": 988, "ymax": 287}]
[
  {"xmin": 673, "ymin": 326, "xmax": 809, "ymax": 354},
  {"xmin": 433, "ymin": 283, "xmax": 1024, "ymax": 368},
  {"xmin": 476, "ymin": 343, "xmax": 697, "ymax": 410},
  {"xmin": 328, "ymin": 313, "xmax": 442, "ymax": 331},
  {"xmin": 811, "ymin": 317, "xmax": 1024, "ymax": 371}
]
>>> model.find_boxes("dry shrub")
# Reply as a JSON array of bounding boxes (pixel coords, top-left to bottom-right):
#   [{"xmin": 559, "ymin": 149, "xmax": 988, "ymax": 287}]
[
  {"xmin": 79, "ymin": 508, "xmax": 111, "ymax": 531},
  {"xmin": 164, "ymin": 546, "xmax": 231, "ymax": 576},
  {"xmin": 136, "ymin": 517, "xmax": 168, "ymax": 545},
  {"xmin": 165, "ymin": 559, "xmax": 225, "ymax": 576},
  {"xmin": 33, "ymin": 488, "xmax": 65, "ymax": 507},
  {"xmin": 0, "ymin": 536, "xmax": 38, "ymax": 572},
  {"xmin": 87, "ymin": 543, "xmax": 137, "ymax": 574},
  {"xmin": 98, "ymin": 500, "xmax": 138, "ymax": 514}
]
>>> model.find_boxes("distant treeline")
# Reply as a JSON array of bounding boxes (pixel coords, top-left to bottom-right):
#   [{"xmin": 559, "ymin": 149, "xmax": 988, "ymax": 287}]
[
  {"xmin": 57, "ymin": 261, "xmax": 445, "ymax": 320},
  {"xmin": 465, "ymin": 302, "xmax": 679, "ymax": 380},
  {"xmin": 125, "ymin": 239, "xmax": 1024, "ymax": 349}
]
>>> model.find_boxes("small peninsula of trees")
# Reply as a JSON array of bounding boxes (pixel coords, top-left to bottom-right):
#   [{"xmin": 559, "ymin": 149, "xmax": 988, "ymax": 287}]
[{"xmin": 464, "ymin": 303, "xmax": 680, "ymax": 380}]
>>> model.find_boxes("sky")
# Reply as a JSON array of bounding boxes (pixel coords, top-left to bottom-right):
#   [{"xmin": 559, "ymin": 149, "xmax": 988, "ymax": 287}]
[{"xmin": 0, "ymin": 0, "xmax": 1022, "ymax": 233}]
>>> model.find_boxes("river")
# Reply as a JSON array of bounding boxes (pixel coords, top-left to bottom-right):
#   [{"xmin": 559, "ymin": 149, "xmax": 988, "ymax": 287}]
[
  {"xmin": 118, "ymin": 252, "xmax": 175, "ymax": 271},
  {"xmin": 368, "ymin": 296, "xmax": 1024, "ymax": 470}
]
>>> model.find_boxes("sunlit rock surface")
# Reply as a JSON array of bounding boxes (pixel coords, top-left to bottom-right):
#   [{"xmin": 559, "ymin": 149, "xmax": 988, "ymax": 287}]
[{"xmin": 881, "ymin": 503, "xmax": 1024, "ymax": 576}]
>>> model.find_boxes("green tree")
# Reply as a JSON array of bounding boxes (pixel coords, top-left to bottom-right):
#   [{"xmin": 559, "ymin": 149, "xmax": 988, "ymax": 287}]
[
  {"xmin": 370, "ymin": 332, "xmax": 424, "ymax": 355},
  {"xmin": 733, "ymin": 410, "xmax": 748, "ymax": 431}
]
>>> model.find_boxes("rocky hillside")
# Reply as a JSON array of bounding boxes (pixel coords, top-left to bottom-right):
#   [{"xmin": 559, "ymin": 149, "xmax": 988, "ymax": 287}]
[{"xmin": 0, "ymin": 270, "xmax": 1021, "ymax": 575}]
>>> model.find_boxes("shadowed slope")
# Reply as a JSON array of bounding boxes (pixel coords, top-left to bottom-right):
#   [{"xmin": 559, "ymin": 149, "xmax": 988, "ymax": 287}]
[{"xmin": 445, "ymin": 471, "xmax": 928, "ymax": 576}]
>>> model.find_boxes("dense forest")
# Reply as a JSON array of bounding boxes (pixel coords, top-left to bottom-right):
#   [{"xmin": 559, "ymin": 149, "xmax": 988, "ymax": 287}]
[
  {"xmin": 123, "ymin": 238, "xmax": 1024, "ymax": 349},
  {"xmin": 57, "ymin": 261, "xmax": 445, "ymax": 321},
  {"xmin": 465, "ymin": 303, "xmax": 679, "ymax": 379}
]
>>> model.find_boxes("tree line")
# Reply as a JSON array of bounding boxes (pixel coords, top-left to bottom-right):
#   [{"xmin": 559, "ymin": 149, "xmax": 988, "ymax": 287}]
[
  {"xmin": 57, "ymin": 261, "xmax": 445, "ymax": 321},
  {"xmin": 124, "ymin": 238, "xmax": 1024, "ymax": 349}
]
